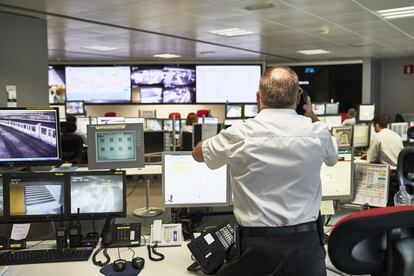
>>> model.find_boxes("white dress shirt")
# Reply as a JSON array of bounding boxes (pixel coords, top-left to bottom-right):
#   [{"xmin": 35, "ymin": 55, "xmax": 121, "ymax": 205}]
[
  {"xmin": 342, "ymin": 117, "xmax": 356, "ymax": 126},
  {"xmin": 367, "ymin": 128, "xmax": 403, "ymax": 169},
  {"xmin": 202, "ymin": 109, "xmax": 338, "ymax": 227}
]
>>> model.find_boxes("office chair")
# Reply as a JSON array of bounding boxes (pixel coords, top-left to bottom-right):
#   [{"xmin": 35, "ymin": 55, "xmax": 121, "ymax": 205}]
[
  {"xmin": 60, "ymin": 122, "xmax": 84, "ymax": 164},
  {"xmin": 168, "ymin": 112, "xmax": 181, "ymax": 120},
  {"xmin": 104, "ymin": 112, "xmax": 117, "ymax": 117},
  {"xmin": 196, "ymin": 109, "xmax": 209, "ymax": 118},
  {"xmin": 397, "ymin": 147, "xmax": 414, "ymax": 195},
  {"xmin": 328, "ymin": 206, "xmax": 414, "ymax": 276}
]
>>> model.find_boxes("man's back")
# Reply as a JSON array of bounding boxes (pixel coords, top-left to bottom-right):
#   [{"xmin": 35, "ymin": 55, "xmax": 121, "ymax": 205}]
[
  {"xmin": 368, "ymin": 128, "xmax": 403, "ymax": 168},
  {"xmin": 203, "ymin": 109, "xmax": 337, "ymax": 226}
]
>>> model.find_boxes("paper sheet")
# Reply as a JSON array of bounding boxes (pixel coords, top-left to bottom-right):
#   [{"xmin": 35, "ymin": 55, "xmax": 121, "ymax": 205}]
[{"xmin": 11, "ymin": 223, "xmax": 31, "ymax": 241}]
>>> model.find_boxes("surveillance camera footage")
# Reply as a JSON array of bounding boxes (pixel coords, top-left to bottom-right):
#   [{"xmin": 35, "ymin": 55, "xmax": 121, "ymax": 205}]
[
  {"xmin": 70, "ymin": 175, "xmax": 123, "ymax": 214},
  {"xmin": 9, "ymin": 176, "xmax": 64, "ymax": 216},
  {"xmin": 163, "ymin": 87, "xmax": 195, "ymax": 103}
]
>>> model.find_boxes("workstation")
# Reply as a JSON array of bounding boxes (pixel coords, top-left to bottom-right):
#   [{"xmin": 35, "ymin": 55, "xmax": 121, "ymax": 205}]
[{"xmin": 1, "ymin": 1, "xmax": 414, "ymax": 275}]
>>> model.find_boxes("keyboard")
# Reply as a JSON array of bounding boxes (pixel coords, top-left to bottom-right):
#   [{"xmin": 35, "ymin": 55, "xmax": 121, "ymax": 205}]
[{"xmin": 0, "ymin": 247, "xmax": 94, "ymax": 266}]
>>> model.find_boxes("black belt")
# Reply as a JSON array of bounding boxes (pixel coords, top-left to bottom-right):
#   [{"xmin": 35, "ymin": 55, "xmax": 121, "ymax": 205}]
[{"xmin": 240, "ymin": 221, "xmax": 317, "ymax": 237}]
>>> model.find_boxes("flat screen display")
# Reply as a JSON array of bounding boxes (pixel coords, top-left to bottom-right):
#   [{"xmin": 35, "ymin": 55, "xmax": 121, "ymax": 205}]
[
  {"xmin": 163, "ymin": 119, "xmax": 180, "ymax": 132},
  {"xmin": 319, "ymin": 115, "xmax": 342, "ymax": 129},
  {"xmin": 331, "ymin": 126, "xmax": 352, "ymax": 148},
  {"xmin": 0, "ymin": 108, "xmax": 61, "ymax": 166},
  {"xmin": 140, "ymin": 87, "xmax": 163, "ymax": 103},
  {"xmin": 8, "ymin": 173, "xmax": 65, "ymax": 217},
  {"xmin": 196, "ymin": 65, "xmax": 261, "ymax": 103},
  {"xmin": 353, "ymin": 125, "xmax": 370, "ymax": 148},
  {"xmin": 48, "ymin": 65, "xmax": 66, "ymax": 104},
  {"xmin": 390, "ymin": 123, "xmax": 409, "ymax": 141},
  {"xmin": 226, "ymin": 104, "xmax": 243, "ymax": 118},
  {"xmin": 65, "ymin": 66, "xmax": 131, "ymax": 103},
  {"xmin": 325, "ymin": 102, "xmax": 339, "ymax": 115},
  {"xmin": 97, "ymin": 117, "xmax": 125, "ymax": 125},
  {"xmin": 359, "ymin": 104, "xmax": 375, "ymax": 122},
  {"xmin": 70, "ymin": 172, "xmax": 124, "ymax": 215},
  {"xmin": 312, "ymin": 103, "xmax": 326, "ymax": 115},
  {"xmin": 163, "ymin": 152, "xmax": 228, "ymax": 207},
  {"xmin": 145, "ymin": 119, "xmax": 163, "ymax": 131},
  {"xmin": 244, "ymin": 104, "xmax": 259, "ymax": 117},
  {"xmin": 65, "ymin": 101, "xmax": 85, "ymax": 115},
  {"xmin": 87, "ymin": 123, "xmax": 145, "ymax": 169}
]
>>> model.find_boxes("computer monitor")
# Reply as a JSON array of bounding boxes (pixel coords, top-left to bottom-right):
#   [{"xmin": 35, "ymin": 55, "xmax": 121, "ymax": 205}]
[
  {"xmin": 125, "ymin": 117, "xmax": 145, "ymax": 124},
  {"xmin": 198, "ymin": 117, "xmax": 219, "ymax": 124},
  {"xmin": 244, "ymin": 104, "xmax": 259, "ymax": 118},
  {"xmin": 390, "ymin": 122, "xmax": 409, "ymax": 141},
  {"xmin": 312, "ymin": 103, "xmax": 326, "ymax": 115},
  {"xmin": 331, "ymin": 126, "xmax": 353, "ymax": 148},
  {"xmin": 0, "ymin": 174, "xmax": 3, "ymax": 220},
  {"xmin": 319, "ymin": 115, "xmax": 342, "ymax": 129},
  {"xmin": 353, "ymin": 125, "xmax": 370, "ymax": 148},
  {"xmin": 163, "ymin": 152, "xmax": 229, "ymax": 207},
  {"xmin": 145, "ymin": 118, "xmax": 163, "ymax": 131},
  {"xmin": 163, "ymin": 119, "xmax": 181, "ymax": 132},
  {"xmin": 358, "ymin": 104, "xmax": 375, "ymax": 122},
  {"xmin": 225, "ymin": 104, "xmax": 243, "ymax": 118},
  {"xmin": 87, "ymin": 123, "xmax": 145, "ymax": 169},
  {"xmin": 144, "ymin": 131, "xmax": 166, "ymax": 153},
  {"xmin": 0, "ymin": 108, "xmax": 61, "ymax": 167},
  {"xmin": 65, "ymin": 101, "xmax": 85, "ymax": 116},
  {"xmin": 193, "ymin": 124, "xmax": 222, "ymax": 147},
  {"xmin": 224, "ymin": 119, "xmax": 244, "ymax": 127},
  {"xmin": 321, "ymin": 152, "xmax": 353, "ymax": 200},
  {"xmin": 68, "ymin": 171, "xmax": 126, "ymax": 218},
  {"xmin": 325, "ymin": 102, "xmax": 339, "ymax": 115},
  {"xmin": 6, "ymin": 172, "xmax": 65, "ymax": 221},
  {"xmin": 97, "ymin": 117, "xmax": 125, "ymax": 125}
]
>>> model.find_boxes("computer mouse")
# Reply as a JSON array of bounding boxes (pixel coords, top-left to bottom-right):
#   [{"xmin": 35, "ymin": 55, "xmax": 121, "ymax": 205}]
[
  {"xmin": 113, "ymin": 259, "xmax": 127, "ymax": 272},
  {"xmin": 132, "ymin": 257, "xmax": 145, "ymax": 270}
]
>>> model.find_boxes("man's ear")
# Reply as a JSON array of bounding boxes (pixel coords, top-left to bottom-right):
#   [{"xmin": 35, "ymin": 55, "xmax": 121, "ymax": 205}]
[{"xmin": 256, "ymin": 91, "xmax": 261, "ymax": 110}]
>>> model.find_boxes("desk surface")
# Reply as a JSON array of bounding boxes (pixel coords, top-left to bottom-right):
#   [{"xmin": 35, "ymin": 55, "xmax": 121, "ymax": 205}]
[
  {"xmin": 52, "ymin": 164, "xmax": 162, "ymax": 176},
  {"xmin": 5, "ymin": 241, "xmax": 199, "ymax": 276}
]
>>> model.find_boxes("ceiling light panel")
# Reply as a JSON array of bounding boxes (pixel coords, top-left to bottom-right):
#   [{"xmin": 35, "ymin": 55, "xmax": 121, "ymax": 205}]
[
  {"xmin": 377, "ymin": 6, "xmax": 414, "ymax": 19},
  {"xmin": 208, "ymin": 28, "xmax": 254, "ymax": 37},
  {"xmin": 297, "ymin": 49, "xmax": 330, "ymax": 55}
]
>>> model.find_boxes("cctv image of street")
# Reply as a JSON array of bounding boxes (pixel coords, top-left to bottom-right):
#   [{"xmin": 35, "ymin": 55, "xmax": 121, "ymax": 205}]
[{"xmin": 70, "ymin": 175, "xmax": 123, "ymax": 214}]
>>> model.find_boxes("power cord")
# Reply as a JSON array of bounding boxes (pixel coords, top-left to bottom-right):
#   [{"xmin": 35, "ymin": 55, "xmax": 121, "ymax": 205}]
[{"xmin": 147, "ymin": 244, "xmax": 164, "ymax": 261}]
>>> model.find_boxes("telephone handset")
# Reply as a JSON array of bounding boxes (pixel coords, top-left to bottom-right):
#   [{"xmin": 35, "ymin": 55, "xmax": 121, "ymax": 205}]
[
  {"xmin": 101, "ymin": 217, "xmax": 141, "ymax": 248},
  {"xmin": 149, "ymin": 220, "xmax": 182, "ymax": 247},
  {"xmin": 187, "ymin": 222, "xmax": 239, "ymax": 275}
]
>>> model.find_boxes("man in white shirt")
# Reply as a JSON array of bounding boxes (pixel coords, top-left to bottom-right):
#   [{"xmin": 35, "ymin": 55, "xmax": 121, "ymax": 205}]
[
  {"xmin": 366, "ymin": 115, "xmax": 403, "ymax": 169},
  {"xmin": 342, "ymin": 108, "xmax": 357, "ymax": 126},
  {"xmin": 192, "ymin": 66, "xmax": 338, "ymax": 276}
]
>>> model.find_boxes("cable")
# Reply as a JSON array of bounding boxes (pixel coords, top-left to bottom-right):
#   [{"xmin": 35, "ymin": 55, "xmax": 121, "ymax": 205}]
[
  {"xmin": 140, "ymin": 234, "xmax": 147, "ymax": 246},
  {"xmin": 92, "ymin": 219, "xmax": 96, "ymax": 233},
  {"xmin": 128, "ymin": 247, "xmax": 136, "ymax": 259},
  {"xmin": 117, "ymin": 247, "xmax": 121, "ymax": 260},
  {"xmin": 92, "ymin": 247, "xmax": 110, "ymax": 267},
  {"xmin": 147, "ymin": 244, "xmax": 165, "ymax": 261},
  {"xmin": 127, "ymin": 178, "xmax": 142, "ymax": 198},
  {"xmin": 324, "ymin": 215, "xmax": 332, "ymax": 226}
]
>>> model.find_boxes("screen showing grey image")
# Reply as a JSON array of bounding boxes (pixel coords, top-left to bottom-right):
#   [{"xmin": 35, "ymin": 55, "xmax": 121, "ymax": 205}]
[
  {"xmin": 70, "ymin": 175, "xmax": 123, "ymax": 214},
  {"xmin": 96, "ymin": 131, "xmax": 137, "ymax": 162}
]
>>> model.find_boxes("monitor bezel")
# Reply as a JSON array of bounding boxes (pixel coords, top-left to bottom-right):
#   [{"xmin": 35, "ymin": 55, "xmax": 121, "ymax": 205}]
[
  {"xmin": 358, "ymin": 104, "xmax": 376, "ymax": 123},
  {"xmin": 243, "ymin": 103, "xmax": 259, "ymax": 118},
  {"xmin": 67, "ymin": 170, "xmax": 126, "ymax": 219},
  {"xmin": 87, "ymin": 123, "xmax": 145, "ymax": 170},
  {"xmin": 162, "ymin": 151, "xmax": 230, "ymax": 208},
  {"xmin": 0, "ymin": 107, "xmax": 62, "ymax": 167},
  {"xmin": 65, "ymin": 100, "xmax": 85, "ymax": 116},
  {"xmin": 4, "ymin": 172, "xmax": 67, "ymax": 222}
]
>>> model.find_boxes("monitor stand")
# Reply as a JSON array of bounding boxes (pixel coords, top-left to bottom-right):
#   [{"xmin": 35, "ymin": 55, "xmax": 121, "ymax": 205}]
[{"xmin": 133, "ymin": 178, "xmax": 163, "ymax": 218}]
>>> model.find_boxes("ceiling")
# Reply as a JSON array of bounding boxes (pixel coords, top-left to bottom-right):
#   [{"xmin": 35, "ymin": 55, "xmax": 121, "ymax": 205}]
[{"xmin": 1, "ymin": 0, "xmax": 414, "ymax": 62}]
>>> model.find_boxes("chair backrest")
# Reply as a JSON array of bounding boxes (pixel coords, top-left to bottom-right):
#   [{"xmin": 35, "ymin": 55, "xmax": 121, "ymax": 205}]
[
  {"xmin": 104, "ymin": 112, "xmax": 117, "ymax": 117},
  {"xmin": 61, "ymin": 133, "xmax": 84, "ymax": 163},
  {"xmin": 328, "ymin": 206, "xmax": 414, "ymax": 275},
  {"xmin": 169, "ymin": 112, "xmax": 181, "ymax": 119},
  {"xmin": 196, "ymin": 109, "xmax": 209, "ymax": 117},
  {"xmin": 398, "ymin": 147, "xmax": 414, "ymax": 190},
  {"xmin": 408, "ymin": 126, "xmax": 414, "ymax": 140},
  {"xmin": 339, "ymin": 112, "xmax": 349, "ymax": 122}
]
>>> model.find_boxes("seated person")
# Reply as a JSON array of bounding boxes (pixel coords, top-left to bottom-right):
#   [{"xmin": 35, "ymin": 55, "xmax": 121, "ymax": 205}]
[
  {"xmin": 65, "ymin": 115, "xmax": 87, "ymax": 145},
  {"xmin": 179, "ymin": 112, "xmax": 198, "ymax": 149},
  {"xmin": 362, "ymin": 115, "xmax": 404, "ymax": 205},
  {"xmin": 342, "ymin": 108, "xmax": 356, "ymax": 126}
]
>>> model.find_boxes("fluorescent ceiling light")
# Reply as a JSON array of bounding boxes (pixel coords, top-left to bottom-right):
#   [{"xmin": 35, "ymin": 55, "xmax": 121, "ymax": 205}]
[
  {"xmin": 153, "ymin": 53, "xmax": 181, "ymax": 59},
  {"xmin": 81, "ymin": 45, "xmax": 119, "ymax": 51},
  {"xmin": 377, "ymin": 6, "xmax": 414, "ymax": 19},
  {"xmin": 208, "ymin": 28, "xmax": 254, "ymax": 37},
  {"xmin": 297, "ymin": 49, "xmax": 330, "ymax": 55}
]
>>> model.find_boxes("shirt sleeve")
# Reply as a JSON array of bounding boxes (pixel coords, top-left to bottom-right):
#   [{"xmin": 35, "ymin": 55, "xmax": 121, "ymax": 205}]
[
  {"xmin": 367, "ymin": 134, "xmax": 380, "ymax": 163},
  {"xmin": 202, "ymin": 127, "xmax": 244, "ymax": 170},
  {"xmin": 322, "ymin": 134, "xmax": 338, "ymax": 167}
]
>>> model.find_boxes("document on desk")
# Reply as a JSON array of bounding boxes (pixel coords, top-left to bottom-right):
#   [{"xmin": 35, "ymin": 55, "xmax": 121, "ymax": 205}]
[
  {"xmin": 11, "ymin": 223, "xmax": 31, "ymax": 240},
  {"xmin": 352, "ymin": 163, "xmax": 389, "ymax": 207}
]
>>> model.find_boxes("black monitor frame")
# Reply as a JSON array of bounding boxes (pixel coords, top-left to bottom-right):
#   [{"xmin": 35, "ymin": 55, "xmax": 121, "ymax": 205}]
[
  {"xmin": 67, "ymin": 170, "xmax": 126, "ymax": 219},
  {"xmin": 65, "ymin": 100, "xmax": 85, "ymax": 116},
  {"xmin": 0, "ymin": 107, "xmax": 62, "ymax": 167},
  {"xmin": 4, "ymin": 172, "xmax": 66, "ymax": 222},
  {"xmin": 358, "ymin": 104, "xmax": 376, "ymax": 123}
]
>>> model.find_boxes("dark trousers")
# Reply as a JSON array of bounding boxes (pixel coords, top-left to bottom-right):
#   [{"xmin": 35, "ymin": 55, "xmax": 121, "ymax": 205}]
[{"xmin": 216, "ymin": 227, "xmax": 326, "ymax": 276}]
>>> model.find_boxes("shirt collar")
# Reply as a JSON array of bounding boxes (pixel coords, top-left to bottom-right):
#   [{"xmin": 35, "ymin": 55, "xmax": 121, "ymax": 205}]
[{"xmin": 256, "ymin": 108, "xmax": 297, "ymax": 118}]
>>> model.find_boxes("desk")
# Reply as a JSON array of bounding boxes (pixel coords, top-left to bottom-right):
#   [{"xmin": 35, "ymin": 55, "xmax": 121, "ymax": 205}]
[
  {"xmin": 5, "ymin": 241, "xmax": 199, "ymax": 276},
  {"xmin": 53, "ymin": 164, "xmax": 162, "ymax": 176}
]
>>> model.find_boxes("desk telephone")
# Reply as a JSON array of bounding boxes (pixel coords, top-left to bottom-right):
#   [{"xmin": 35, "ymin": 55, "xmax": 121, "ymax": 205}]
[
  {"xmin": 101, "ymin": 217, "xmax": 142, "ymax": 248},
  {"xmin": 149, "ymin": 220, "xmax": 182, "ymax": 247},
  {"xmin": 187, "ymin": 222, "xmax": 239, "ymax": 275}
]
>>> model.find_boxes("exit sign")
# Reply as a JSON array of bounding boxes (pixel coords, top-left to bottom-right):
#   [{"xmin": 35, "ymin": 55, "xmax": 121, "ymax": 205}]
[{"xmin": 404, "ymin": 64, "xmax": 413, "ymax": 74}]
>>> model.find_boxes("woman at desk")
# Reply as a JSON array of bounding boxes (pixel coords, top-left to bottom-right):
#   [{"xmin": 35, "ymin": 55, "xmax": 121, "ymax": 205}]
[{"xmin": 179, "ymin": 113, "xmax": 198, "ymax": 150}]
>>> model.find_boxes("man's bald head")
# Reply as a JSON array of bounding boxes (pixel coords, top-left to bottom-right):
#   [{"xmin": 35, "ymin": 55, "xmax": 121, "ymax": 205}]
[{"xmin": 258, "ymin": 66, "xmax": 299, "ymax": 109}]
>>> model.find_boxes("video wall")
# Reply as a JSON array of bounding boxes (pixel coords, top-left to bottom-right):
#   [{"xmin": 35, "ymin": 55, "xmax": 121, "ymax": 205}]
[{"xmin": 49, "ymin": 64, "xmax": 262, "ymax": 105}]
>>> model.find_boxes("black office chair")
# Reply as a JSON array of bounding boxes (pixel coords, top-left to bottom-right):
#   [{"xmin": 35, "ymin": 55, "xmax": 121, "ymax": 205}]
[
  {"xmin": 397, "ymin": 146, "xmax": 414, "ymax": 195},
  {"xmin": 60, "ymin": 121, "xmax": 84, "ymax": 164},
  {"xmin": 181, "ymin": 131, "xmax": 193, "ymax": 151}
]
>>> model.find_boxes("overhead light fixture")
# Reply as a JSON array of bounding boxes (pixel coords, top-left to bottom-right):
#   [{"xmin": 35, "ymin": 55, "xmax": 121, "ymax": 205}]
[
  {"xmin": 153, "ymin": 53, "xmax": 181, "ymax": 59},
  {"xmin": 208, "ymin": 28, "xmax": 254, "ymax": 37},
  {"xmin": 81, "ymin": 45, "xmax": 119, "ymax": 51},
  {"xmin": 297, "ymin": 49, "xmax": 330, "ymax": 55},
  {"xmin": 377, "ymin": 6, "xmax": 414, "ymax": 19},
  {"xmin": 245, "ymin": 3, "xmax": 275, "ymax": 11}
]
